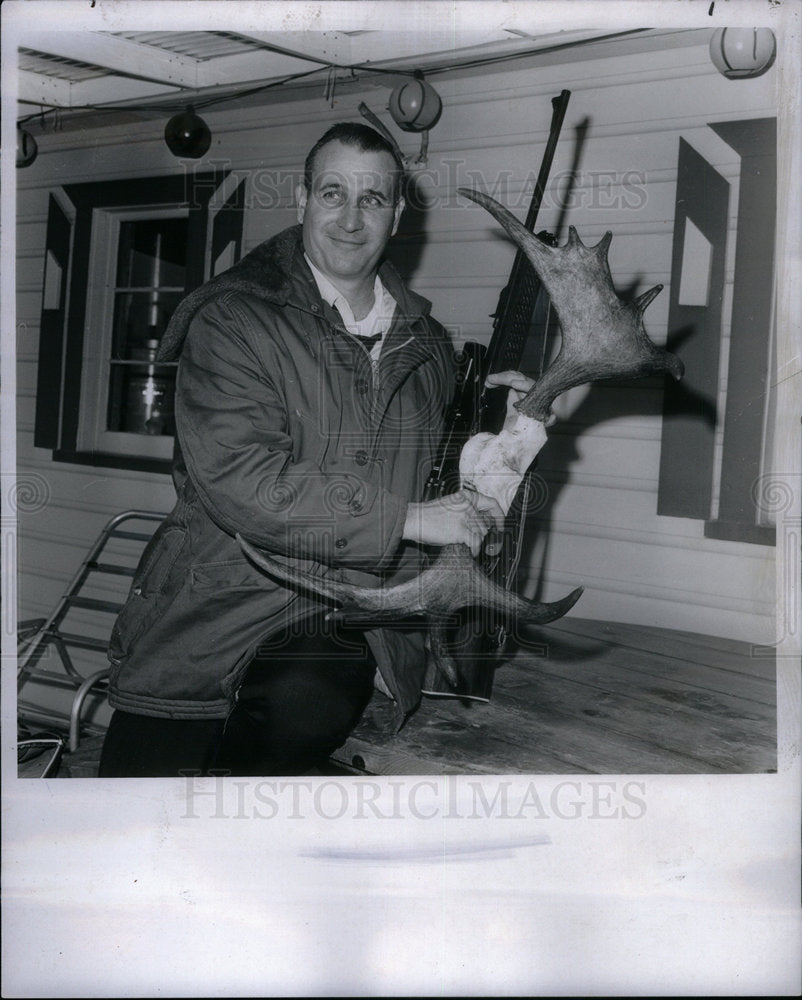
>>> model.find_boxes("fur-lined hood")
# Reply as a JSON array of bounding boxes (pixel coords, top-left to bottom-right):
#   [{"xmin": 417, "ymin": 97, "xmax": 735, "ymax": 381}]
[{"xmin": 157, "ymin": 224, "xmax": 432, "ymax": 363}]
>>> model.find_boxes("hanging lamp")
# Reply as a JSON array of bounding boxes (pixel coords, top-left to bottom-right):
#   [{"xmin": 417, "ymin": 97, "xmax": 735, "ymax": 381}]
[
  {"xmin": 164, "ymin": 105, "xmax": 212, "ymax": 158},
  {"xmin": 709, "ymin": 28, "xmax": 776, "ymax": 79},
  {"xmin": 16, "ymin": 124, "xmax": 38, "ymax": 168}
]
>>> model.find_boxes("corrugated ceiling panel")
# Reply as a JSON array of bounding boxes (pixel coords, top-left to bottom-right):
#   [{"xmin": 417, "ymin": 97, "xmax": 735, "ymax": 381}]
[
  {"xmin": 19, "ymin": 48, "xmax": 112, "ymax": 82},
  {"xmin": 113, "ymin": 30, "xmax": 266, "ymax": 61}
]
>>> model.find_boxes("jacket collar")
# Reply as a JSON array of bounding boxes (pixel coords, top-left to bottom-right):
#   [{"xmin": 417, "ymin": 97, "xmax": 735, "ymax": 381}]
[{"xmin": 157, "ymin": 224, "xmax": 433, "ymax": 362}]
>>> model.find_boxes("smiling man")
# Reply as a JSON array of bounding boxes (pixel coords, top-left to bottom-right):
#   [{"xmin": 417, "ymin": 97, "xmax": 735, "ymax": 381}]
[
  {"xmin": 99, "ymin": 123, "xmax": 509, "ymax": 778},
  {"xmin": 297, "ymin": 134, "xmax": 405, "ymax": 317}
]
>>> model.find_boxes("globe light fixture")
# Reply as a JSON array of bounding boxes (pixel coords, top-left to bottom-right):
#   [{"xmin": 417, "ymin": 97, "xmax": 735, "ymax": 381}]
[
  {"xmin": 709, "ymin": 27, "xmax": 777, "ymax": 79},
  {"xmin": 388, "ymin": 72, "xmax": 442, "ymax": 133},
  {"xmin": 164, "ymin": 105, "xmax": 212, "ymax": 158},
  {"xmin": 16, "ymin": 124, "xmax": 38, "ymax": 168}
]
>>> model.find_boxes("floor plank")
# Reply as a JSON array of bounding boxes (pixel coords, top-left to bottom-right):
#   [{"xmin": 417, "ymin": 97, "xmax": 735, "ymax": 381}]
[
  {"xmin": 511, "ymin": 624, "xmax": 775, "ymax": 705},
  {"xmin": 549, "ymin": 619, "xmax": 777, "ymax": 682}
]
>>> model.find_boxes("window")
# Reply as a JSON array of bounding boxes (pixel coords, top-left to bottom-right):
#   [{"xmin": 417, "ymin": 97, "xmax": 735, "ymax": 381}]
[
  {"xmin": 35, "ymin": 169, "xmax": 245, "ymax": 473},
  {"xmin": 78, "ymin": 209, "xmax": 188, "ymax": 461}
]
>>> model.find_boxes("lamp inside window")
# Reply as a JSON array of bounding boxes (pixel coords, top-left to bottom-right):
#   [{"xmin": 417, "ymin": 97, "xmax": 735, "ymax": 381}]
[{"xmin": 107, "ymin": 218, "xmax": 188, "ymax": 437}]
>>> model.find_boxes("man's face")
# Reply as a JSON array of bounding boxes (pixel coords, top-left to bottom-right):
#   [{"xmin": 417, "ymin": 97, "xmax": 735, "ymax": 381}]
[{"xmin": 296, "ymin": 140, "xmax": 404, "ymax": 289}]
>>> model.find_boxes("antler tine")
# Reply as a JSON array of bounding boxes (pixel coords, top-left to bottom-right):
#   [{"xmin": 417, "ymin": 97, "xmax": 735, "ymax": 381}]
[
  {"xmin": 634, "ymin": 283, "xmax": 664, "ymax": 314},
  {"xmin": 594, "ymin": 230, "xmax": 613, "ymax": 256},
  {"xmin": 238, "ymin": 534, "xmax": 385, "ymax": 610},
  {"xmin": 459, "ymin": 187, "xmax": 560, "ymax": 281}
]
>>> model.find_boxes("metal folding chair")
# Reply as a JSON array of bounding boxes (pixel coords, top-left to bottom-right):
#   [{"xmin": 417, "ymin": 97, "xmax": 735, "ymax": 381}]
[{"xmin": 17, "ymin": 509, "xmax": 166, "ymax": 755}]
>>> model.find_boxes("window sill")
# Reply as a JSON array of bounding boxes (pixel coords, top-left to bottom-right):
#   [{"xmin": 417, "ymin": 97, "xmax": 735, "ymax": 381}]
[
  {"xmin": 704, "ymin": 520, "xmax": 775, "ymax": 546},
  {"xmin": 52, "ymin": 448, "xmax": 173, "ymax": 476}
]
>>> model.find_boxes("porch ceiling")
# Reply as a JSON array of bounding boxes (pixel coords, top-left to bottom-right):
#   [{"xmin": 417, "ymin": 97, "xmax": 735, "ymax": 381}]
[{"xmin": 14, "ymin": 26, "xmax": 676, "ymax": 119}]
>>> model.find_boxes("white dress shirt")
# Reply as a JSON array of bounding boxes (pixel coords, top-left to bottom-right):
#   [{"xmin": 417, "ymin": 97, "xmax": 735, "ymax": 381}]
[{"xmin": 305, "ymin": 254, "xmax": 396, "ymax": 361}]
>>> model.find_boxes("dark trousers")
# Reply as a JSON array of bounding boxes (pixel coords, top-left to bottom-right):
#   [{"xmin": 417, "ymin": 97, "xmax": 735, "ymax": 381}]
[{"xmin": 98, "ymin": 619, "xmax": 377, "ymax": 778}]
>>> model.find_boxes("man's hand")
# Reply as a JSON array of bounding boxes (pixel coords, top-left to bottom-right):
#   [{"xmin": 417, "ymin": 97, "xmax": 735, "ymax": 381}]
[
  {"xmin": 484, "ymin": 370, "xmax": 557, "ymax": 429},
  {"xmin": 403, "ymin": 488, "xmax": 505, "ymax": 557}
]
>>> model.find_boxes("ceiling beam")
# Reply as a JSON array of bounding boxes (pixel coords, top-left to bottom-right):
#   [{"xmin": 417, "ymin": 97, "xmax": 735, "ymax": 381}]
[
  {"xmin": 17, "ymin": 69, "xmax": 73, "ymax": 107},
  {"xmin": 349, "ymin": 31, "xmax": 493, "ymax": 65},
  {"xmin": 18, "ymin": 67, "xmax": 182, "ymax": 110},
  {"xmin": 232, "ymin": 30, "xmax": 355, "ymax": 66},
  {"xmin": 68, "ymin": 76, "xmax": 184, "ymax": 107},
  {"xmin": 17, "ymin": 101, "xmax": 45, "ymax": 119},
  {"xmin": 18, "ymin": 31, "xmax": 202, "ymax": 89},
  {"xmin": 195, "ymin": 49, "xmax": 326, "ymax": 87}
]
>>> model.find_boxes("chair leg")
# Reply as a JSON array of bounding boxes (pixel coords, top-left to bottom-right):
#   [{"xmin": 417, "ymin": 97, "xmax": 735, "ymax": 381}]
[{"xmin": 69, "ymin": 670, "xmax": 110, "ymax": 753}]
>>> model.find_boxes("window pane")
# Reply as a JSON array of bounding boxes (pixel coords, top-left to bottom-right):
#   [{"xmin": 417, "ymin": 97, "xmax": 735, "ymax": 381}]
[
  {"xmin": 107, "ymin": 284, "xmax": 184, "ymax": 437},
  {"xmin": 110, "ymin": 290, "xmax": 185, "ymax": 362},
  {"xmin": 107, "ymin": 349, "xmax": 176, "ymax": 436},
  {"xmin": 108, "ymin": 216, "xmax": 189, "ymax": 438},
  {"xmin": 115, "ymin": 217, "xmax": 188, "ymax": 288}
]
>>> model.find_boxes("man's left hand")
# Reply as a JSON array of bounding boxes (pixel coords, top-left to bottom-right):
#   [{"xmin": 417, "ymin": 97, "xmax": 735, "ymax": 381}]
[{"xmin": 484, "ymin": 370, "xmax": 556, "ymax": 430}]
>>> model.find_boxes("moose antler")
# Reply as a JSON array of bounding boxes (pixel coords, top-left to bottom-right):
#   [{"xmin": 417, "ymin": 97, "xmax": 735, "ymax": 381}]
[
  {"xmin": 237, "ymin": 188, "xmax": 684, "ymax": 688},
  {"xmin": 456, "ymin": 188, "xmax": 684, "ymax": 515},
  {"xmin": 238, "ymin": 535, "xmax": 583, "ymax": 685},
  {"xmin": 459, "ymin": 188, "xmax": 684, "ymax": 422}
]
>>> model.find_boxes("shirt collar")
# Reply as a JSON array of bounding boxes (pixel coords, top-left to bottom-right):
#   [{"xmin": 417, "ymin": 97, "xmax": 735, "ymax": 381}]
[{"xmin": 304, "ymin": 253, "xmax": 396, "ymax": 351}]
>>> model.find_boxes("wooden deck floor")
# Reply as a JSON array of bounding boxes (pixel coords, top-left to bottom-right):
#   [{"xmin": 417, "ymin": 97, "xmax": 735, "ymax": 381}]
[
  {"xmin": 331, "ymin": 618, "xmax": 777, "ymax": 775},
  {"xmin": 19, "ymin": 617, "xmax": 776, "ymax": 778}
]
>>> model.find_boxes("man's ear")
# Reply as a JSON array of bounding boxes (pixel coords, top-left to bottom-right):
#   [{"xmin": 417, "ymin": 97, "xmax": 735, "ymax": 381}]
[
  {"xmin": 391, "ymin": 196, "xmax": 405, "ymax": 237},
  {"xmin": 295, "ymin": 183, "xmax": 308, "ymax": 224}
]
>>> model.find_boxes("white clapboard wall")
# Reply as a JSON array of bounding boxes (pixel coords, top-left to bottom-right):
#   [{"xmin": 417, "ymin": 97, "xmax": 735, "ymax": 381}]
[{"xmin": 15, "ymin": 32, "xmax": 780, "ymax": 725}]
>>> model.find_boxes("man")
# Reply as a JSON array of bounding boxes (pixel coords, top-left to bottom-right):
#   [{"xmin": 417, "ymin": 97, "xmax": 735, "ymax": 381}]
[{"xmin": 99, "ymin": 123, "xmax": 518, "ymax": 777}]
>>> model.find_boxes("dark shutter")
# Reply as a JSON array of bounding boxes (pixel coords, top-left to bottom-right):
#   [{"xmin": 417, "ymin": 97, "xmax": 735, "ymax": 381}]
[
  {"xmin": 657, "ymin": 139, "xmax": 729, "ymax": 518},
  {"xmin": 705, "ymin": 118, "xmax": 776, "ymax": 543},
  {"xmin": 34, "ymin": 194, "xmax": 74, "ymax": 448},
  {"xmin": 210, "ymin": 176, "xmax": 246, "ymax": 277}
]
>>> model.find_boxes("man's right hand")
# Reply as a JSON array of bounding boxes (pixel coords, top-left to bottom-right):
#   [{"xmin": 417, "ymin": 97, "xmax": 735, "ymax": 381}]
[{"xmin": 403, "ymin": 489, "xmax": 505, "ymax": 557}]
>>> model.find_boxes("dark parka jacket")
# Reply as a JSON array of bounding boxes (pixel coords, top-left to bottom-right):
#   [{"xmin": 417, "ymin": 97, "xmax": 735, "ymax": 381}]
[{"xmin": 107, "ymin": 225, "xmax": 455, "ymax": 727}]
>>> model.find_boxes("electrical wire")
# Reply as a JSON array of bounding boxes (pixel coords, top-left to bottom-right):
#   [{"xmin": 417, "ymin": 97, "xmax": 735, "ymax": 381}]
[
  {"xmin": 345, "ymin": 28, "xmax": 650, "ymax": 78},
  {"xmin": 16, "ymin": 64, "xmax": 326, "ymax": 124},
  {"xmin": 16, "ymin": 28, "xmax": 650, "ymax": 128}
]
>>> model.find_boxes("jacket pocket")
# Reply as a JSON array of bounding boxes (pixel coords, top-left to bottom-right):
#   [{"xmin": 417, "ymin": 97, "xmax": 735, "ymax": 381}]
[
  {"xmin": 190, "ymin": 558, "xmax": 280, "ymax": 592},
  {"xmin": 108, "ymin": 525, "xmax": 187, "ymax": 666},
  {"xmin": 190, "ymin": 552, "xmax": 334, "ymax": 592},
  {"xmin": 190, "ymin": 558, "xmax": 310, "ymax": 702}
]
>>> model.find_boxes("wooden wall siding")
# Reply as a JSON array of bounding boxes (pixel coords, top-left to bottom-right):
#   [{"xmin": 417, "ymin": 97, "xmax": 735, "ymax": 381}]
[{"xmin": 16, "ymin": 31, "xmax": 780, "ymax": 720}]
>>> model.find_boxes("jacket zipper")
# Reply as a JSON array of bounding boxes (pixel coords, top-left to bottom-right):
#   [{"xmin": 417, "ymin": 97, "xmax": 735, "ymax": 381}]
[
  {"xmin": 368, "ymin": 349, "xmax": 435, "ymax": 463},
  {"xmin": 296, "ymin": 301, "xmax": 438, "ymax": 466}
]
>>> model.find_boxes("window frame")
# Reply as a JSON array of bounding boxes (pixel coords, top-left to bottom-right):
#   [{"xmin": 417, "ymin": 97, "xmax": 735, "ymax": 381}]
[
  {"xmin": 35, "ymin": 169, "xmax": 241, "ymax": 475},
  {"xmin": 76, "ymin": 204, "xmax": 188, "ymax": 462}
]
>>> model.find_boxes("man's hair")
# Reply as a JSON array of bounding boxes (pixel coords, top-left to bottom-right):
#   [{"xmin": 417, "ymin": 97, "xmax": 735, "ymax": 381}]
[{"xmin": 303, "ymin": 122, "xmax": 406, "ymax": 203}]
